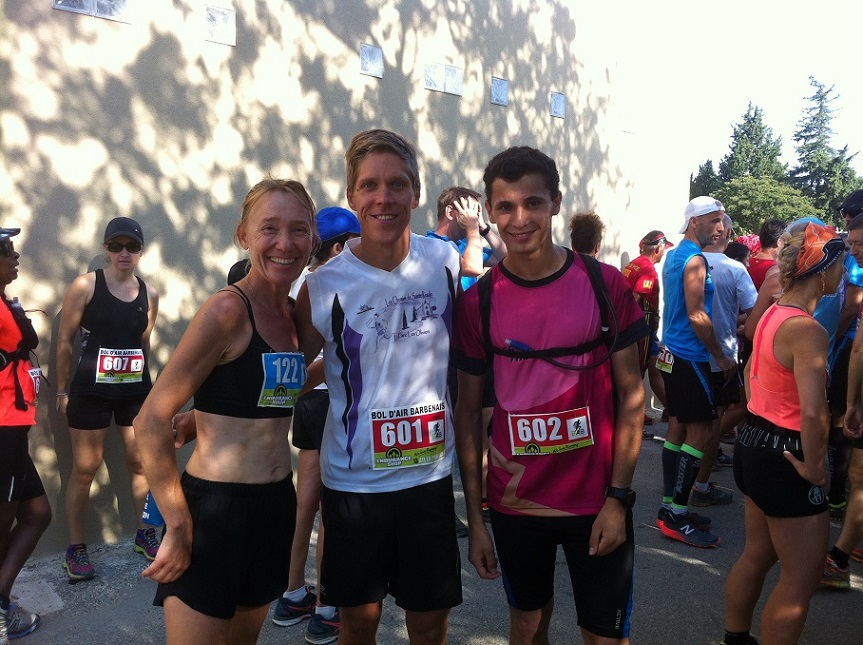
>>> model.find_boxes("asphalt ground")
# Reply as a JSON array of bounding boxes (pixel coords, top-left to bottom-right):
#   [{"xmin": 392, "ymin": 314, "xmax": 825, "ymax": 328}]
[{"xmin": 10, "ymin": 417, "xmax": 863, "ymax": 644}]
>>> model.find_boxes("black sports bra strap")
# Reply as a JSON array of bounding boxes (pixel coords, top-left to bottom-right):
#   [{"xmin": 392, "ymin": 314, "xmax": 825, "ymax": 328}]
[{"xmin": 217, "ymin": 286, "xmax": 258, "ymax": 334}]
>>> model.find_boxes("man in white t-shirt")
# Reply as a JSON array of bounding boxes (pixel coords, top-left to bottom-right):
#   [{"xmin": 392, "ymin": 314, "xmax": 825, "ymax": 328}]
[{"xmin": 294, "ymin": 129, "xmax": 461, "ymax": 645}]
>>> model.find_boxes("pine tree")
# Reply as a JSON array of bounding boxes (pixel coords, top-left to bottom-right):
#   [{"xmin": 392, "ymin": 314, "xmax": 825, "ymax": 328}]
[
  {"xmin": 718, "ymin": 103, "xmax": 785, "ymax": 183},
  {"xmin": 790, "ymin": 77, "xmax": 861, "ymax": 225},
  {"xmin": 690, "ymin": 161, "xmax": 722, "ymax": 199}
]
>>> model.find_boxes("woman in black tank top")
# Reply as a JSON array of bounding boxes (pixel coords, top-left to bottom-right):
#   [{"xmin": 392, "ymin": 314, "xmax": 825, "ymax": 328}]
[
  {"xmin": 133, "ymin": 178, "xmax": 317, "ymax": 644},
  {"xmin": 55, "ymin": 217, "xmax": 160, "ymax": 582}
]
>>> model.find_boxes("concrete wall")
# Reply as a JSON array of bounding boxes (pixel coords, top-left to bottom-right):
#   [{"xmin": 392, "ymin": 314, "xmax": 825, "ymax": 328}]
[{"xmin": 1, "ymin": 0, "xmax": 685, "ymax": 555}]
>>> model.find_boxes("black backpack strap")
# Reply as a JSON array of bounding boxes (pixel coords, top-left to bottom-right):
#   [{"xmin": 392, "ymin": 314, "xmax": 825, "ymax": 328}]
[
  {"xmin": 477, "ymin": 270, "xmax": 494, "ymax": 365},
  {"xmin": 577, "ymin": 253, "xmax": 613, "ymax": 349}
]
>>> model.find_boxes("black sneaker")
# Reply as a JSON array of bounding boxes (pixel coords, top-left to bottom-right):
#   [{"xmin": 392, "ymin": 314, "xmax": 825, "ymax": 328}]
[
  {"xmin": 657, "ymin": 508, "xmax": 720, "ymax": 548},
  {"xmin": 305, "ymin": 609, "xmax": 340, "ymax": 644},
  {"xmin": 272, "ymin": 586, "xmax": 316, "ymax": 626}
]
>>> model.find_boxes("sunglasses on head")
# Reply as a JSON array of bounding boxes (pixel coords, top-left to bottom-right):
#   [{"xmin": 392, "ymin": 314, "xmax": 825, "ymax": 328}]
[
  {"xmin": 106, "ymin": 241, "xmax": 142, "ymax": 253},
  {"xmin": 0, "ymin": 241, "xmax": 15, "ymax": 257}
]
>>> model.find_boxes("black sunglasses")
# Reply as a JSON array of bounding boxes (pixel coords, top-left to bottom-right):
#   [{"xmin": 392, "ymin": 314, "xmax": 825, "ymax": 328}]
[
  {"xmin": 0, "ymin": 241, "xmax": 16, "ymax": 257},
  {"xmin": 106, "ymin": 241, "xmax": 142, "ymax": 253}
]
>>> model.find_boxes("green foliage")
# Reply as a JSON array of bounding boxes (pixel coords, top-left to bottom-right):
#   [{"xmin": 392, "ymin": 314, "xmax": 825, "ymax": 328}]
[
  {"xmin": 690, "ymin": 161, "xmax": 722, "ymax": 199},
  {"xmin": 790, "ymin": 77, "xmax": 862, "ymax": 225},
  {"xmin": 718, "ymin": 103, "xmax": 786, "ymax": 183},
  {"xmin": 692, "ymin": 79, "xmax": 863, "ymax": 230},
  {"xmin": 714, "ymin": 176, "xmax": 818, "ymax": 234}
]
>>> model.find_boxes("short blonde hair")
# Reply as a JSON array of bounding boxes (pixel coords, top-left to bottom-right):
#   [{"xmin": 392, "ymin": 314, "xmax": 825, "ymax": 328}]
[
  {"xmin": 236, "ymin": 176, "xmax": 317, "ymax": 245},
  {"xmin": 345, "ymin": 129, "xmax": 420, "ymax": 196}
]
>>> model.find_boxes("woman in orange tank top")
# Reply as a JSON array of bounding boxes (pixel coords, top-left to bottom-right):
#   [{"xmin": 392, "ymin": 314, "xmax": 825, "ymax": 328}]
[{"xmin": 723, "ymin": 220, "xmax": 845, "ymax": 645}]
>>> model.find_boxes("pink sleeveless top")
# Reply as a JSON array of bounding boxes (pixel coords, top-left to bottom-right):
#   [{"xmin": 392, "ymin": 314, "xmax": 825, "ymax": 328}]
[{"xmin": 747, "ymin": 304, "xmax": 813, "ymax": 431}]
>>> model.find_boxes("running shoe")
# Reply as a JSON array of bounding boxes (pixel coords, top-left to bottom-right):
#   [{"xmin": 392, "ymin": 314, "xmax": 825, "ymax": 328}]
[
  {"xmin": 851, "ymin": 547, "xmax": 863, "ymax": 563},
  {"xmin": 656, "ymin": 507, "xmax": 712, "ymax": 530},
  {"xmin": 821, "ymin": 556, "xmax": 850, "ymax": 589},
  {"xmin": 657, "ymin": 508, "xmax": 720, "ymax": 548},
  {"xmin": 63, "ymin": 543, "xmax": 96, "ymax": 582},
  {"xmin": 133, "ymin": 527, "xmax": 161, "ymax": 561},
  {"xmin": 719, "ymin": 637, "xmax": 759, "ymax": 645},
  {"xmin": 0, "ymin": 601, "xmax": 40, "ymax": 641},
  {"xmin": 715, "ymin": 449, "xmax": 733, "ymax": 467},
  {"xmin": 273, "ymin": 586, "xmax": 317, "ymax": 626},
  {"xmin": 305, "ymin": 609, "xmax": 340, "ymax": 645},
  {"xmin": 691, "ymin": 482, "xmax": 733, "ymax": 506}
]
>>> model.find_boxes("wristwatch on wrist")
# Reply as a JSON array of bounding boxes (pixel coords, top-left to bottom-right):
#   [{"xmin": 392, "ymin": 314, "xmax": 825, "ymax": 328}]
[
  {"xmin": 604, "ymin": 486, "xmax": 636, "ymax": 509},
  {"xmin": 479, "ymin": 224, "xmax": 491, "ymax": 236}
]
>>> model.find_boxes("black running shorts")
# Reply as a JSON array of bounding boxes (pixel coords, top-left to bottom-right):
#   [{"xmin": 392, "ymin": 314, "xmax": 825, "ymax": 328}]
[
  {"xmin": 291, "ymin": 389, "xmax": 329, "ymax": 451},
  {"xmin": 0, "ymin": 426, "xmax": 45, "ymax": 502},
  {"xmin": 153, "ymin": 472, "xmax": 296, "ymax": 618},
  {"xmin": 733, "ymin": 414, "xmax": 828, "ymax": 518},
  {"xmin": 320, "ymin": 475, "xmax": 462, "ymax": 611},
  {"xmin": 660, "ymin": 355, "xmax": 717, "ymax": 423},
  {"xmin": 490, "ymin": 509, "xmax": 634, "ymax": 640},
  {"xmin": 66, "ymin": 393, "xmax": 146, "ymax": 430}
]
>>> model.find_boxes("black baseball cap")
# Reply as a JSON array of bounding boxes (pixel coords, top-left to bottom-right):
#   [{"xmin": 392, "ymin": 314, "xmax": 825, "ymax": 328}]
[{"xmin": 104, "ymin": 217, "xmax": 144, "ymax": 244}]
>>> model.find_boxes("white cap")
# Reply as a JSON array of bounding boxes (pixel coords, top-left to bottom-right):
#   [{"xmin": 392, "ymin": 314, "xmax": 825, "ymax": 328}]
[{"xmin": 679, "ymin": 196, "xmax": 726, "ymax": 234}]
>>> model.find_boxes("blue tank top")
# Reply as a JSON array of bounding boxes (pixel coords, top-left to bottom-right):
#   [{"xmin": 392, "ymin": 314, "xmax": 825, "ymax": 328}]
[
  {"xmin": 194, "ymin": 286, "xmax": 302, "ymax": 419},
  {"xmin": 661, "ymin": 239, "xmax": 714, "ymax": 362}
]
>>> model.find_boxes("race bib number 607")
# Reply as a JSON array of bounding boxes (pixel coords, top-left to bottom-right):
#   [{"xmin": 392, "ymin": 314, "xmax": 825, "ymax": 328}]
[{"xmin": 95, "ymin": 348, "xmax": 144, "ymax": 384}]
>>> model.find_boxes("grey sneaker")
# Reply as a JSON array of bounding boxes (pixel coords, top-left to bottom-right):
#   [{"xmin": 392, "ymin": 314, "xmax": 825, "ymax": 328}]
[
  {"xmin": 0, "ymin": 601, "xmax": 40, "ymax": 641},
  {"xmin": 691, "ymin": 482, "xmax": 733, "ymax": 507}
]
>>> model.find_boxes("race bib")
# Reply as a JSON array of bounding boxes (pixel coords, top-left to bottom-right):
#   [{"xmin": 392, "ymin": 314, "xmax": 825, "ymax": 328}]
[
  {"xmin": 656, "ymin": 347, "xmax": 674, "ymax": 373},
  {"xmin": 508, "ymin": 406, "xmax": 593, "ymax": 456},
  {"xmin": 28, "ymin": 368, "xmax": 41, "ymax": 397},
  {"xmin": 370, "ymin": 402, "xmax": 447, "ymax": 469},
  {"xmin": 258, "ymin": 352, "xmax": 305, "ymax": 408},
  {"xmin": 95, "ymin": 348, "xmax": 144, "ymax": 384}
]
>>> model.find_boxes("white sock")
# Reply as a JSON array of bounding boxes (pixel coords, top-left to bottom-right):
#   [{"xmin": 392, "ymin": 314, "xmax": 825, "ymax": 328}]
[
  {"xmin": 284, "ymin": 586, "xmax": 310, "ymax": 602},
  {"xmin": 316, "ymin": 605, "xmax": 337, "ymax": 619},
  {"xmin": 693, "ymin": 481, "xmax": 709, "ymax": 493}
]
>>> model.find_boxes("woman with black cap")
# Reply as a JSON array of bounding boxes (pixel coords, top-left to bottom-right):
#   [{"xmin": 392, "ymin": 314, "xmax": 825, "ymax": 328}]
[
  {"xmin": 0, "ymin": 227, "xmax": 50, "ymax": 639},
  {"xmin": 55, "ymin": 217, "xmax": 159, "ymax": 583},
  {"xmin": 723, "ymin": 220, "xmax": 845, "ymax": 645}
]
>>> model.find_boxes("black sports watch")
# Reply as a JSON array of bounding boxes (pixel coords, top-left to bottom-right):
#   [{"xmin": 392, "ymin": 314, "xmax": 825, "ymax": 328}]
[{"xmin": 604, "ymin": 486, "xmax": 636, "ymax": 509}]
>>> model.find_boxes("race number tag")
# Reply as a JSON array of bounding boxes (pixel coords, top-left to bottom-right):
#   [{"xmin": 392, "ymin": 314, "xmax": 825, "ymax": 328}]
[
  {"xmin": 28, "ymin": 368, "xmax": 41, "ymax": 396},
  {"xmin": 258, "ymin": 352, "xmax": 305, "ymax": 408},
  {"xmin": 370, "ymin": 402, "xmax": 447, "ymax": 469},
  {"xmin": 95, "ymin": 348, "xmax": 145, "ymax": 384},
  {"xmin": 508, "ymin": 406, "xmax": 593, "ymax": 456},
  {"xmin": 655, "ymin": 347, "xmax": 674, "ymax": 373}
]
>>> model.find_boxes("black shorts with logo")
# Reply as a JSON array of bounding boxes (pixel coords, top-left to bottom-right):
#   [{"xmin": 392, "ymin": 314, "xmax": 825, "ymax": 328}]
[{"xmin": 733, "ymin": 414, "xmax": 828, "ymax": 518}]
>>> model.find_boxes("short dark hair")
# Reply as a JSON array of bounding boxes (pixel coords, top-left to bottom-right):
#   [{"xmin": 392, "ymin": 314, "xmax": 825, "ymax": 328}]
[
  {"xmin": 313, "ymin": 232, "xmax": 357, "ymax": 263},
  {"xmin": 848, "ymin": 214, "xmax": 863, "ymax": 232},
  {"xmin": 482, "ymin": 146, "xmax": 560, "ymax": 204},
  {"xmin": 724, "ymin": 241, "xmax": 750, "ymax": 264},
  {"xmin": 437, "ymin": 186, "xmax": 482, "ymax": 222},
  {"xmin": 758, "ymin": 218, "xmax": 786, "ymax": 250},
  {"xmin": 569, "ymin": 210, "xmax": 604, "ymax": 254}
]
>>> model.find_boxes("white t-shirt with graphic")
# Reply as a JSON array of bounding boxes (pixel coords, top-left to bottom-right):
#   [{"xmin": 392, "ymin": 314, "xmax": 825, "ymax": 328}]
[{"xmin": 305, "ymin": 234, "xmax": 460, "ymax": 493}]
